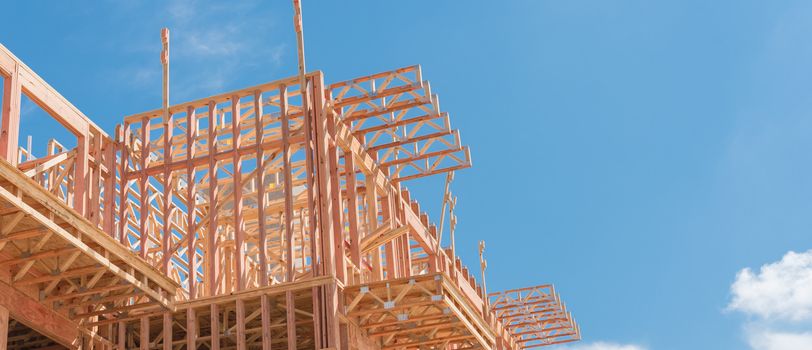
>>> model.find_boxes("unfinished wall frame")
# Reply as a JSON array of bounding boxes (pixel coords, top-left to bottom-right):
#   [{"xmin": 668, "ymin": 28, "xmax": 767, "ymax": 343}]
[{"xmin": 0, "ymin": 25, "xmax": 577, "ymax": 349}]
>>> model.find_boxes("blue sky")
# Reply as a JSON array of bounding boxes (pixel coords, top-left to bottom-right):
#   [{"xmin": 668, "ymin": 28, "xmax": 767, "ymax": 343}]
[{"xmin": 3, "ymin": 1, "xmax": 812, "ymax": 349}]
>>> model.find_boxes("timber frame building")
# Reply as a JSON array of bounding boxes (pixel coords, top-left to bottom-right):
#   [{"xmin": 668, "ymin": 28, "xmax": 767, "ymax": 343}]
[{"xmin": 0, "ymin": 12, "xmax": 579, "ymax": 350}]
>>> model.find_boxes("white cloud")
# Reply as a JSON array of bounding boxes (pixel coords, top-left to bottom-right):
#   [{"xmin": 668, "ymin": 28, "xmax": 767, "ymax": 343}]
[
  {"xmin": 747, "ymin": 330, "xmax": 812, "ymax": 350},
  {"xmin": 728, "ymin": 250, "xmax": 812, "ymax": 322},
  {"xmin": 728, "ymin": 250, "xmax": 812, "ymax": 350},
  {"xmin": 555, "ymin": 342, "xmax": 646, "ymax": 350}
]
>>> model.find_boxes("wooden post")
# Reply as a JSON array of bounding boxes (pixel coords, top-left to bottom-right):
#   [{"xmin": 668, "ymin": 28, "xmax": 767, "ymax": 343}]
[
  {"xmin": 187, "ymin": 105, "xmax": 198, "ymax": 298},
  {"xmin": 366, "ymin": 176, "xmax": 381, "ymax": 281},
  {"xmin": 254, "ymin": 90, "xmax": 268, "ymax": 287},
  {"xmin": 117, "ymin": 321, "xmax": 126, "ymax": 350},
  {"xmin": 235, "ymin": 299, "xmax": 246, "ymax": 350},
  {"xmin": 478, "ymin": 240, "xmax": 489, "ymax": 316},
  {"xmin": 102, "ymin": 137, "xmax": 116, "ymax": 235},
  {"xmin": 138, "ymin": 117, "xmax": 151, "ymax": 259},
  {"xmin": 325, "ymin": 92, "xmax": 346, "ymax": 284},
  {"xmin": 285, "ymin": 291, "xmax": 296, "ymax": 350},
  {"xmin": 260, "ymin": 295, "xmax": 272, "ymax": 350},
  {"xmin": 280, "ymin": 85, "xmax": 296, "ymax": 284},
  {"xmin": 162, "ymin": 313, "xmax": 172, "ymax": 350},
  {"xmin": 118, "ymin": 123, "xmax": 131, "ymax": 245},
  {"xmin": 207, "ymin": 101, "xmax": 220, "ymax": 297},
  {"xmin": 438, "ymin": 171, "xmax": 454, "ymax": 271},
  {"xmin": 0, "ymin": 304, "xmax": 8, "ymax": 350},
  {"xmin": 161, "ymin": 118, "xmax": 174, "ymax": 275},
  {"xmin": 210, "ymin": 304, "xmax": 220, "ymax": 350},
  {"xmin": 75, "ymin": 132, "xmax": 89, "ymax": 216},
  {"xmin": 89, "ymin": 132, "xmax": 102, "ymax": 226},
  {"xmin": 0, "ymin": 62, "xmax": 20, "ymax": 165},
  {"xmin": 449, "ymin": 196, "xmax": 458, "ymax": 278},
  {"xmin": 344, "ymin": 153, "xmax": 361, "ymax": 278},
  {"xmin": 232, "ymin": 95, "xmax": 245, "ymax": 291},
  {"xmin": 187, "ymin": 308, "xmax": 196, "ymax": 350},
  {"xmin": 140, "ymin": 316, "xmax": 149, "ymax": 350},
  {"xmin": 380, "ymin": 174, "xmax": 396, "ymax": 280}
]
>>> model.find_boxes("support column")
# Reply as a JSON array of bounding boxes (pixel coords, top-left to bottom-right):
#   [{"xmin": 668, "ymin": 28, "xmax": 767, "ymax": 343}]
[
  {"xmin": 210, "ymin": 304, "xmax": 220, "ymax": 350},
  {"xmin": 138, "ymin": 117, "xmax": 151, "ymax": 259},
  {"xmin": 255, "ymin": 91, "xmax": 268, "ymax": 287},
  {"xmin": 260, "ymin": 295, "xmax": 272, "ymax": 350},
  {"xmin": 0, "ymin": 63, "xmax": 20, "ymax": 165},
  {"xmin": 162, "ymin": 313, "xmax": 172, "ymax": 350},
  {"xmin": 117, "ymin": 321, "xmax": 125, "ymax": 350},
  {"xmin": 140, "ymin": 317, "xmax": 149, "ymax": 350},
  {"xmin": 117, "ymin": 123, "xmax": 131, "ymax": 245},
  {"xmin": 187, "ymin": 308, "xmax": 196, "ymax": 350},
  {"xmin": 235, "ymin": 299, "xmax": 246, "ymax": 350},
  {"xmin": 281, "ymin": 85, "xmax": 296, "ymax": 284},
  {"xmin": 285, "ymin": 291, "xmax": 296, "ymax": 350},
  {"xmin": 232, "ymin": 96, "xmax": 245, "ymax": 291},
  {"xmin": 207, "ymin": 101, "xmax": 220, "ymax": 297},
  {"xmin": 0, "ymin": 304, "xmax": 8, "ymax": 350},
  {"xmin": 344, "ymin": 154, "xmax": 360, "ymax": 280},
  {"xmin": 311, "ymin": 74, "xmax": 342, "ymax": 350},
  {"xmin": 186, "ymin": 105, "xmax": 198, "ymax": 298},
  {"xmin": 75, "ymin": 132, "xmax": 89, "ymax": 216}
]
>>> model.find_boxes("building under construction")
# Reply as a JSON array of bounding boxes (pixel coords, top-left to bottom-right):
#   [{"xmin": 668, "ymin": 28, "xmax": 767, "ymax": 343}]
[{"xmin": 0, "ymin": 4, "xmax": 579, "ymax": 350}]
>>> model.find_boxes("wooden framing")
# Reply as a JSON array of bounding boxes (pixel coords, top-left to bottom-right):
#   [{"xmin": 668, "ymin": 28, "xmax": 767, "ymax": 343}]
[
  {"xmin": 0, "ymin": 6, "xmax": 578, "ymax": 347},
  {"xmin": 489, "ymin": 286, "xmax": 580, "ymax": 348}
]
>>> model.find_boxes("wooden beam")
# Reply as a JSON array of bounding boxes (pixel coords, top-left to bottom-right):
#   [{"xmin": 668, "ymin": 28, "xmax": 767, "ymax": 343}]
[
  {"xmin": 0, "ymin": 158, "xmax": 176, "ymax": 306},
  {"xmin": 360, "ymin": 225, "xmax": 409, "ymax": 255},
  {"xmin": 0, "ymin": 280, "xmax": 79, "ymax": 349}
]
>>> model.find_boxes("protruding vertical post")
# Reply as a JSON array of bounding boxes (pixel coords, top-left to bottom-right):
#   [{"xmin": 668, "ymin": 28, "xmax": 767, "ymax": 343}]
[
  {"xmin": 479, "ymin": 240, "xmax": 488, "ymax": 317},
  {"xmin": 159, "ymin": 27, "xmax": 173, "ymax": 274},
  {"xmin": 437, "ymin": 171, "xmax": 454, "ymax": 270},
  {"xmin": 449, "ymin": 195, "xmax": 458, "ymax": 278},
  {"xmin": 161, "ymin": 28, "xmax": 170, "ymax": 119}
]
